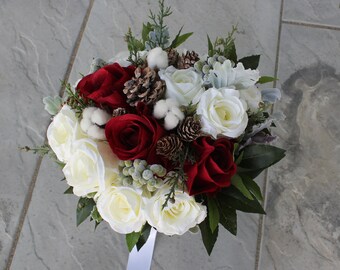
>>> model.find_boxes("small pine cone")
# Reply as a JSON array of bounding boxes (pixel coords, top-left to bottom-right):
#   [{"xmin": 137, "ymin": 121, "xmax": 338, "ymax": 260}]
[
  {"xmin": 177, "ymin": 51, "xmax": 200, "ymax": 69},
  {"xmin": 123, "ymin": 67, "xmax": 165, "ymax": 107},
  {"xmin": 167, "ymin": 48, "xmax": 179, "ymax": 67},
  {"xmin": 177, "ymin": 116, "xmax": 202, "ymax": 142},
  {"xmin": 112, "ymin": 107, "xmax": 127, "ymax": 117},
  {"xmin": 156, "ymin": 135, "xmax": 183, "ymax": 160}
]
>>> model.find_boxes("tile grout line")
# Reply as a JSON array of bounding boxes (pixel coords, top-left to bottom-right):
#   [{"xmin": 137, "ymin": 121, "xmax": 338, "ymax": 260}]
[
  {"xmin": 254, "ymin": 0, "xmax": 285, "ymax": 269},
  {"xmin": 282, "ymin": 19, "xmax": 340, "ymax": 31},
  {"xmin": 5, "ymin": 1, "xmax": 95, "ymax": 269}
]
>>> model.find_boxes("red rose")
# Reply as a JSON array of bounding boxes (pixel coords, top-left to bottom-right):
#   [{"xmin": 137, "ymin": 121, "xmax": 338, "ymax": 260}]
[
  {"xmin": 185, "ymin": 137, "xmax": 237, "ymax": 196},
  {"xmin": 76, "ymin": 63, "xmax": 135, "ymax": 109},
  {"xmin": 105, "ymin": 114, "xmax": 166, "ymax": 164}
]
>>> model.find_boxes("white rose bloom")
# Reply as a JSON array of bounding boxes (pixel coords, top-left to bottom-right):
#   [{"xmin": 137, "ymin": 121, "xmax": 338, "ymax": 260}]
[
  {"xmin": 47, "ymin": 105, "xmax": 84, "ymax": 163},
  {"xmin": 147, "ymin": 47, "xmax": 168, "ymax": 69},
  {"xmin": 97, "ymin": 186, "xmax": 146, "ymax": 234},
  {"xmin": 159, "ymin": 66, "xmax": 204, "ymax": 106},
  {"xmin": 239, "ymin": 86, "xmax": 262, "ymax": 112},
  {"xmin": 208, "ymin": 60, "xmax": 260, "ymax": 89},
  {"xmin": 145, "ymin": 187, "xmax": 207, "ymax": 236},
  {"xmin": 63, "ymin": 139, "xmax": 119, "ymax": 197},
  {"xmin": 197, "ymin": 88, "xmax": 248, "ymax": 138}
]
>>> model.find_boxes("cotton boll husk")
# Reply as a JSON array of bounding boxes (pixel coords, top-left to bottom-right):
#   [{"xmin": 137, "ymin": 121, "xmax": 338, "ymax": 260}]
[
  {"xmin": 164, "ymin": 112, "xmax": 180, "ymax": 130},
  {"xmin": 153, "ymin": 99, "xmax": 169, "ymax": 119},
  {"xmin": 91, "ymin": 108, "xmax": 111, "ymax": 126},
  {"xmin": 87, "ymin": 125, "xmax": 106, "ymax": 140}
]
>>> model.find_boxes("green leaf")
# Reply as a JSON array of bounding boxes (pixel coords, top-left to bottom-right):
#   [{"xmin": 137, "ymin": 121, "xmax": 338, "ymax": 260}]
[
  {"xmin": 241, "ymin": 174, "xmax": 263, "ymax": 201},
  {"xmin": 207, "ymin": 197, "xmax": 220, "ymax": 233},
  {"xmin": 231, "ymin": 174, "xmax": 253, "ymax": 200},
  {"xmin": 63, "ymin": 186, "xmax": 73, "ymax": 194},
  {"xmin": 126, "ymin": 231, "xmax": 142, "ymax": 252},
  {"xmin": 219, "ymin": 186, "xmax": 265, "ymax": 214},
  {"xmin": 225, "ymin": 41, "xmax": 237, "ymax": 64},
  {"xmin": 217, "ymin": 201, "xmax": 237, "ymax": 235},
  {"xmin": 173, "ymin": 32, "xmax": 193, "ymax": 48},
  {"xmin": 142, "ymin": 22, "xmax": 153, "ymax": 43},
  {"xmin": 207, "ymin": 35, "xmax": 214, "ymax": 57},
  {"xmin": 43, "ymin": 95, "xmax": 63, "ymax": 115},
  {"xmin": 136, "ymin": 224, "xmax": 151, "ymax": 251},
  {"xmin": 238, "ymin": 144, "xmax": 286, "ymax": 178},
  {"xmin": 257, "ymin": 76, "xmax": 278, "ymax": 84},
  {"xmin": 238, "ymin": 55, "xmax": 260, "ymax": 69},
  {"xmin": 76, "ymin": 197, "xmax": 96, "ymax": 227},
  {"xmin": 199, "ymin": 218, "xmax": 218, "ymax": 255}
]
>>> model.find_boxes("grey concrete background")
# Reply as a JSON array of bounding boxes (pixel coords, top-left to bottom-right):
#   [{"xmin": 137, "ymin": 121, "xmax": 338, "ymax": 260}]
[{"xmin": 1, "ymin": 0, "xmax": 339, "ymax": 269}]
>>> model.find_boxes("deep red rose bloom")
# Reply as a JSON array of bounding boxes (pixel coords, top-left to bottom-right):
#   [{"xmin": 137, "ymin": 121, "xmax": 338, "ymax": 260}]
[
  {"xmin": 184, "ymin": 137, "xmax": 237, "ymax": 196},
  {"xmin": 105, "ymin": 114, "xmax": 166, "ymax": 164},
  {"xmin": 76, "ymin": 63, "xmax": 135, "ymax": 109}
]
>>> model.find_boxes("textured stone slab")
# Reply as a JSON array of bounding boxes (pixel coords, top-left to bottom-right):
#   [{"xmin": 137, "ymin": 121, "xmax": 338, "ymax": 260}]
[
  {"xmin": 0, "ymin": 0, "xmax": 89, "ymax": 269},
  {"xmin": 11, "ymin": 0, "xmax": 281, "ymax": 269},
  {"xmin": 259, "ymin": 24, "xmax": 340, "ymax": 270},
  {"xmin": 283, "ymin": 0, "xmax": 340, "ymax": 26}
]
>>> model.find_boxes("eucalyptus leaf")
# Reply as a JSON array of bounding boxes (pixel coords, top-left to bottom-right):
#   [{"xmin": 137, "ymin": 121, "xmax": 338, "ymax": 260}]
[
  {"xmin": 199, "ymin": 218, "xmax": 218, "ymax": 255},
  {"xmin": 76, "ymin": 197, "xmax": 96, "ymax": 227},
  {"xmin": 261, "ymin": 88, "xmax": 282, "ymax": 104},
  {"xmin": 238, "ymin": 55, "xmax": 260, "ymax": 69},
  {"xmin": 231, "ymin": 174, "xmax": 253, "ymax": 200},
  {"xmin": 207, "ymin": 197, "xmax": 220, "ymax": 233}
]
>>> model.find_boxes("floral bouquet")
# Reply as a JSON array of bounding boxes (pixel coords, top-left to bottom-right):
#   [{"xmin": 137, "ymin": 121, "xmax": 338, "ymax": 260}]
[{"xmin": 26, "ymin": 0, "xmax": 285, "ymax": 255}]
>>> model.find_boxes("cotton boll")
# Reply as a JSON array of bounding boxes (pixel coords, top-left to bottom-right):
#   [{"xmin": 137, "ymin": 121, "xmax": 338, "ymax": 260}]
[
  {"xmin": 80, "ymin": 118, "xmax": 92, "ymax": 133},
  {"xmin": 91, "ymin": 108, "xmax": 111, "ymax": 126},
  {"xmin": 170, "ymin": 106, "xmax": 184, "ymax": 121},
  {"xmin": 153, "ymin": 99, "xmax": 169, "ymax": 119},
  {"xmin": 87, "ymin": 125, "xmax": 106, "ymax": 140},
  {"xmin": 82, "ymin": 107, "xmax": 97, "ymax": 120},
  {"xmin": 147, "ymin": 47, "xmax": 168, "ymax": 69},
  {"xmin": 164, "ymin": 112, "xmax": 180, "ymax": 130}
]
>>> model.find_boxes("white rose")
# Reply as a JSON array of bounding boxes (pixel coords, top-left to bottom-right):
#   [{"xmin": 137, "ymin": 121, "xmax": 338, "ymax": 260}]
[
  {"xmin": 47, "ymin": 105, "xmax": 84, "ymax": 163},
  {"xmin": 208, "ymin": 60, "xmax": 260, "ymax": 89},
  {"xmin": 97, "ymin": 186, "xmax": 146, "ymax": 234},
  {"xmin": 145, "ymin": 187, "xmax": 207, "ymax": 235},
  {"xmin": 197, "ymin": 88, "xmax": 248, "ymax": 138},
  {"xmin": 159, "ymin": 66, "xmax": 204, "ymax": 106},
  {"xmin": 239, "ymin": 86, "xmax": 262, "ymax": 112},
  {"xmin": 63, "ymin": 139, "xmax": 119, "ymax": 197},
  {"xmin": 147, "ymin": 47, "xmax": 168, "ymax": 69}
]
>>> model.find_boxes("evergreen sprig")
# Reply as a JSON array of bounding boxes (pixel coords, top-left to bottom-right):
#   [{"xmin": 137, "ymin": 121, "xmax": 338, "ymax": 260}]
[{"xmin": 124, "ymin": 28, "xmax": 146, "ymax": 66}]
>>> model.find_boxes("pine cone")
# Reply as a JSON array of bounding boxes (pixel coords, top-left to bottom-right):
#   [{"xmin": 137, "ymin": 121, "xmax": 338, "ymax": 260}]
[
  {"xmin": 112, "ymin": 107, "xmax": 127, "ymax": 117},
  {"xmin": 156, "ymin": 135, "xmax": 183, "ymax": 160},
  {"xmin": 167, "ymin": 48, "xmax": 179, "ymax": 67},
  {"xmin": 123, "ymin": 67, "xmax": 165, "ymax": 107},
  {"xmin": 177, "ymin": 116, "xmax": 202, "ymax": 142},
  {"xmin": 177, "ymin": 51, "xmax": 200, "ymax": 69}
]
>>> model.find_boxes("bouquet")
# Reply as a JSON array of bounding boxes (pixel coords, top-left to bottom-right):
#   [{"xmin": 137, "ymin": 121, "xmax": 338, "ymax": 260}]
[{"xmin": 26, "ymin": 0, "xmax": 285, "ymax": 255}]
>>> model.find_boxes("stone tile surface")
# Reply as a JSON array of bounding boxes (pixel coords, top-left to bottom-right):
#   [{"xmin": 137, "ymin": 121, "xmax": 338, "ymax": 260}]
[
  {"xmin": 10, "ymin": 0, "xmax": 281, "ymax": 269},
  {"xmin": 283, "ymin": 0, "xmax": 340, "ymax": 26},
  {"xmin": 0, "ymin": 0, "xmax": 89, "ymax": 269},
  {"xmin": 259, "ymin": 24, "xmax": 340, "ymax": 270}
]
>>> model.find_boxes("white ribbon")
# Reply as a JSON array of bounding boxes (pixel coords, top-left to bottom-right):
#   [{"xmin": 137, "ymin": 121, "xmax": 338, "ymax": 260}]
[{"xmin": 126, "ymin": 228, "xmax": 157, "ymax": 270}]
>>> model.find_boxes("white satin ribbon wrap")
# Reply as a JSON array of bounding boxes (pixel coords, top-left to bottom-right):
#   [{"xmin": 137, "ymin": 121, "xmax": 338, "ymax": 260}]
[{"xmin": 126, "ymin": 228, "xmax": 157, "ymax": 270}]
